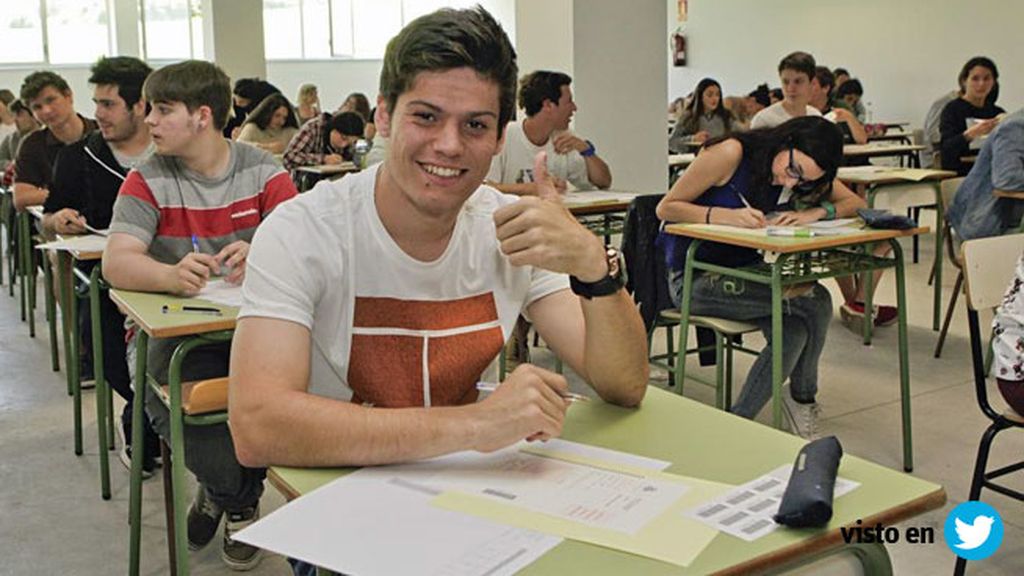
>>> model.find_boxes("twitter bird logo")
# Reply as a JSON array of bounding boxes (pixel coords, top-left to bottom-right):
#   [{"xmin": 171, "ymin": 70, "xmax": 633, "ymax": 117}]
[
  {"xmin": 954, "ymin": 515, "xmax": 994, "ymax": 549},
  {"xmin": 945, "ymin": 502, "xmax": 1004, "ymax": 561}
]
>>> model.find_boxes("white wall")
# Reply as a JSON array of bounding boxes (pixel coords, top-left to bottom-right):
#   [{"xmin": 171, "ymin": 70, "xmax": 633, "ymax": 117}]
[
  {"xmin": 574, "ymin": 0, "xmax": 667, "ymax": 191},
  {"xmin": 667, "ymin": 0, "xmax": 1023, "ymax": 128},
  {"xmin": 515, "ymin": 0, "xmax": 573, "ymax": 79}
]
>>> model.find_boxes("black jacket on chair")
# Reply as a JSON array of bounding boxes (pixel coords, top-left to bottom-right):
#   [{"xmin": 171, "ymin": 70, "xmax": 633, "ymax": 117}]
[{"xmin": 621, "ymin": 194, "xmax": 718, "ymax": 366}]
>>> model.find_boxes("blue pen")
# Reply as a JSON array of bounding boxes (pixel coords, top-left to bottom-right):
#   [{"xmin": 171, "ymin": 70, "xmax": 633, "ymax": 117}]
[{"xmin": 191, "ymin": 234, "xmax": 200, "ymax": 254}]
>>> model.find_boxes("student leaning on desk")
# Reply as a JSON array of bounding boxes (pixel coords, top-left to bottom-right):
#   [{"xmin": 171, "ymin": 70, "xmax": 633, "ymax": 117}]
[
  {"xmin": 228, "ymin": 6, "xmax": 648, "ymax": 472},
  {"xmin": 655, "ymin": 116, "xmax": 864, "ymax": 437},
  {"xmin": 102, "ymin": 60, "xmax": 298, "ymax": 571}
]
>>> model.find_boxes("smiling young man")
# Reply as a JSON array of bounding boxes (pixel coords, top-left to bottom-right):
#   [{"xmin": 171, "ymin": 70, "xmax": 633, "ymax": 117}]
[
  {"xmin": 228, "ymin": 7, "xmax": 647, "ymax": 472},
  {"xmin": 43, "ymin": 56, "xmax": 161, "ymax": 477},
  {"xmin": 103, "ymin": 60, "xmax": 297, "ymax": 571},
  {"xmin": 13, "ymin": 71, "xmax": 96, "ymax": 210},
  {"xmin": 750, "ymin": 52, "xmax": 822, "ymax": 130},
  {"xmin": 486, "ymin": 70, "xmax": 612, "ymax": 195}
]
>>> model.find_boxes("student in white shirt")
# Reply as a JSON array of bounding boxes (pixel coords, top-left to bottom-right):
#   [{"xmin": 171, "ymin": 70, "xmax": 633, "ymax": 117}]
[
  {"xmin": 750, "ymin": 52, "xmax": 822, "ymax": 130},
  {"xmin": 486, "ymin": 71, "xmax": 612, "ymax": 195}
]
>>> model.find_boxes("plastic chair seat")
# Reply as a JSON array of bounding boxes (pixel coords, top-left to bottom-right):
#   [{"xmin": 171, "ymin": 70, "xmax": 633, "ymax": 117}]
[
  {"xmin": 659, "ymin": 309, "xmax": 759, "ymax": 335},
  {"xmin": 157, "ymin": 377, "xmax": 228, "ymax": 416},
  {"xmin": 1004, "ymin": 408, "xmax": 1024, "ymax": 425}
]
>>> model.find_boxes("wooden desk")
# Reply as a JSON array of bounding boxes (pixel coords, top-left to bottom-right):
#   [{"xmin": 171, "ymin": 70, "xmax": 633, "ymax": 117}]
[
  {"xmin": 867, "ymin": 131, "xmax": 913, "ymax": 145},
  {"xmin": 837, "ymin": 167, "xmax": 959, "ymax": 331},
  {"xmin": 563, "ymin": 190, "xmax": 643, "ymax": 216},
  {"xmin": 111, "ymin": 288, "xmax": 239, "ymax": 575},
  {"xmin": 294, "ymin": 162, "xmax": 360, "ymax": 192},
  {"xmin": 666, "ymin": 223, "xmax": 927, "ymax": 471},
  {"xmin": 843, "ymin": 143, "xmax": 924, "ymax": 168},
  {"xmin": 268, "ymin": 387, "xmax": 945, "ymax": 575},
  {"xmin": 44, "ymin": 232, "xmax": 111, "ymax": 495}
]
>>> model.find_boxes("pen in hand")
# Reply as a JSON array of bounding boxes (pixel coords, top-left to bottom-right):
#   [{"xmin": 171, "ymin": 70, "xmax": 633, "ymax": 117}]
[
  {"xmin": 476, "ymin": 382, "xmax": 590, "ymax": 403},
  {"xmin": 191, "ymin": 234, "xmax": 200, "ymax": 254}
]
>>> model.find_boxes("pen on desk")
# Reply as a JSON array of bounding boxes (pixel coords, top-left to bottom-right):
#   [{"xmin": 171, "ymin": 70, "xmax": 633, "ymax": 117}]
[
  {"xmin": 191, "ymin": 234, "xmax": 200, "ymax": 254},
  {"xmin": 475, "ymin": 382, "xmax": 590, "ymax": 403},
  {"xmin": 161, "ymin": 304, "xmax": 223, "ymax": 316}
]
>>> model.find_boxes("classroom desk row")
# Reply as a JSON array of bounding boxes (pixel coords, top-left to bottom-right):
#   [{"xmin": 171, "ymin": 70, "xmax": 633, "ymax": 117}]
[{"xmin": 3, "ymin": 187, "xmax": 951, "ymax": 576}]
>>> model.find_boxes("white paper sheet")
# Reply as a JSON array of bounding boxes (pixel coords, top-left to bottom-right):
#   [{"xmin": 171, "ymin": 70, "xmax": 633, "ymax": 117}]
[
  {"xmin": 683, "ymin": 464, "xmax": 859, "ymax": 541},
  {"xmin": 83, "ymin": 223, "xmax": 109, "ymax": 236},
  {"xmin": 233, "ymin": 469, "xmax": 561, "ymax": 576},
  {"xmin": 196, "ymin": 279, "xmax": 243, "ymax": 307},
  {"xmin": 37, "ymin": 234, "xmax": 108, "ymax": 253},
  {"xmin": 397, "ymin": 448, "xmax": 688, "ymax": 535},
  {"xmin": 562, "ymin": 190, "xmax": 641, "ymax": 207}
]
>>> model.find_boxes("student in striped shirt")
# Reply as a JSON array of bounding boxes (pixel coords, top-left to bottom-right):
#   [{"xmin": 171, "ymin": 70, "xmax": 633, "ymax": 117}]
[{"xmin": 103, "ymin": 59, "xmax": 297, "ymax": 571}]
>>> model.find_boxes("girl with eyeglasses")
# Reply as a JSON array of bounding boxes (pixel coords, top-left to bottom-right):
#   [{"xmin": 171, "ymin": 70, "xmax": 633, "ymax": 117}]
[{"xmin": 656, "ymin": 116, "xmax": 865, "ymax": 434}]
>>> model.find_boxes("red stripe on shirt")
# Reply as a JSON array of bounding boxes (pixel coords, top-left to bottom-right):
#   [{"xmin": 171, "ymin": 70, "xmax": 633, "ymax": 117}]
[
  {"xmin": 260, "ymin": 171, "xmax": 298, "ymax": 215},
  {"xmin": 155, "ymin": 196, "xmax": 263, "ymax": 237},
  {"xmin": 119, "ymin": 171, "xmax": 158, "ymax": 208}
]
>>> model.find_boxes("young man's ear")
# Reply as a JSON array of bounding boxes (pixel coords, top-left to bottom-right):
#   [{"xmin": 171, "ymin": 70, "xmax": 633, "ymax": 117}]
[
  {"xmin": 196, "ymin": 105, "xmax": 215, "ymax": 130},
  {"xmin": 375, "ymin": 94, "xmax": 390, "ymax": 138}
]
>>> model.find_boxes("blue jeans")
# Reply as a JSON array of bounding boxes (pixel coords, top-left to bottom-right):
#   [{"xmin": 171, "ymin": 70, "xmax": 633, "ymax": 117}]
[{"xmin": 669, "ymin": 269, "xmax": 833, "ymax": 418}]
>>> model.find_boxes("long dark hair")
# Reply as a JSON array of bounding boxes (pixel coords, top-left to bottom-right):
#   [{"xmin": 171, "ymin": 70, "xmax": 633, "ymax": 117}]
[
  {"xmin": 681, "ymin": 78, "xmax": 733, "ymax": 134},
  {"xmin": 242, "ymin": 93, "xmax": 299, "ymax": 131},
  {"xmin": 705, "ymin": 116, "xmax": 844, "ymax": 210}
]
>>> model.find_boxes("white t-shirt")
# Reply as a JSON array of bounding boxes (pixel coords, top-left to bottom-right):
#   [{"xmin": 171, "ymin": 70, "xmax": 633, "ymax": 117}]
[
  {"xmin": 0, "ymin": 122, "xmax": 16, "ymax": 143},
  {"xmin": 487, "ymin": 121, "xmax": 593, "ymax": 190},
  {"xmin": 240, "ymin": 163, "xmax": 570, "ymax": 406},
  {"xmin": 749, "ymin": 102, "xmax": 823, "ymax": 130}
]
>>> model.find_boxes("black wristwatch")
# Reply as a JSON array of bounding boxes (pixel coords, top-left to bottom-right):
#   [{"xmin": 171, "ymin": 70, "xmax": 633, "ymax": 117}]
[{"xmin": 570, "ymin": 247, "xmax": 624, "ymax": 299}]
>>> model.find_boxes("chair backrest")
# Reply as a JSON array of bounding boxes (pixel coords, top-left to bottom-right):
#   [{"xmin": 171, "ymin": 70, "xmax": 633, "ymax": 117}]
[
  {"xmin": 939, "ymin": 177, "xmax": 965, "ymax": 213},
  {"xmin": 962, "ymin": 233, "xmax": 1024, "ymax": 311}
]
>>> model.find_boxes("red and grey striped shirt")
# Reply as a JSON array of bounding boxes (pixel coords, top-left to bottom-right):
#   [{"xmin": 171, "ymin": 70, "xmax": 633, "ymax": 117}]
[{"xmin": 110, "ymin": 141, "xmax": 297, "ymax": 264}]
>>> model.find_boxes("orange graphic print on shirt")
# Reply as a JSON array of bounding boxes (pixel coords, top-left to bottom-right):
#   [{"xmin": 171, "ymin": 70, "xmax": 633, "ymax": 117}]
[{"xmin": 347, "ymin": 293, "xmax": 505, "ymax": 408}]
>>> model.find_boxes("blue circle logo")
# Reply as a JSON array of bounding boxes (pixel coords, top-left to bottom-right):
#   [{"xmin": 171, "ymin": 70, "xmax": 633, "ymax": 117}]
[{"xmin": 944, "ymin": 501, "xmax": 1003, "ymax": 561}]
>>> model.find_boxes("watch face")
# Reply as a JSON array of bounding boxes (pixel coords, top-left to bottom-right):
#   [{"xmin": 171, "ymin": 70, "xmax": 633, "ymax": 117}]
[{"xmin": 606, "ymin": 248, "xmax": 622, "ymax": 279}]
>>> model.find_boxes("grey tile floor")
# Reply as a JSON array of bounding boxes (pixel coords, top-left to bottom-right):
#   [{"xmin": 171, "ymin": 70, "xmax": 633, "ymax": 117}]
[{"xmin": 0, "ymin": 220, "xmax": 1021, "ymax": 574}]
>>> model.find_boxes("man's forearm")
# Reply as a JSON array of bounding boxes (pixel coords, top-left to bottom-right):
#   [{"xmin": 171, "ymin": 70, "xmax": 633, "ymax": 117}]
[
  {"xmin": 103, "ymin": 251, "xmax": 175, "ymax": 292},
  {"xmin": 579, "ymin": 290, "xmax": 648, "ymax": 407},
  {"xmin": 231, "ymin": 390, "xmax": 480, "ymax": 467},
  {"xmin": 584, "ymin": 156, "xmax": 612, "ymax": 189},
  {"xmin": 13, "ymin": 183, "xmax": 47, "ymax": 211}
]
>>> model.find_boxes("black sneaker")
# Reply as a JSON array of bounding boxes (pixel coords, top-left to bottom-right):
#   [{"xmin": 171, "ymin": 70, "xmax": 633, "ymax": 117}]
[
  {"xmin": 118, "ymin": 445, "xmax": 155, "ymax": 479},
  {"xmin": 187, "ymin": 486, "xmax": 224, "ymax": 551},
  {"xmin": 222, "ymin": 505, "xmax": 263, "ymax": 571}
]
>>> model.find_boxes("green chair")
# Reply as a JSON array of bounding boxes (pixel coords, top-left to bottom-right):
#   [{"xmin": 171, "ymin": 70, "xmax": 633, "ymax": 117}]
[
  {"xmin": 932, "ymin": 177, "xmax": 966, "ymax": 358},
  {"xmin": 956, "ymin": 233, "xmax": 1024, "ymax": 576},
  {"xmin": 129, "ymin": 331, "xmax": 233, "ymax": 576},
  {"xmin": 652, "ymin": 311, "xmax": 759, "ymax": 409}
]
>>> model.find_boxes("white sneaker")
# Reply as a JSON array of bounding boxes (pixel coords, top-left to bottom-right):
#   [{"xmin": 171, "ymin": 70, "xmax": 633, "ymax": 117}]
[{"xmin": 781, "ymin": 394, "xmax": 820, "ymax": 440}]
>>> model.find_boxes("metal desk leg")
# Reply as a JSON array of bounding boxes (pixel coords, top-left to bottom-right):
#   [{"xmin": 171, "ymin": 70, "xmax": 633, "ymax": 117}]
[
  {"xmin": 90, "ymin": 267, "xmax": 111, "ymax": 499},
  {"xmin": 863, "ymin": 244, "xmax": 875, "ymax": 346},
  {"xmin": 674, "ymin": 242, "xmax": 700, "ymax": 394},
  {"xmin": 891, "ymin": 239, "xmax": 913, "ymax": 472},
  {"xmin": 65, "ymin": 253, "xmax": 83, "ymax": 456},
  {"xmin": 770, "ymin": 260, "xmax": 785, "ymax": 428},
  {"xmin": 167, "ymin": 343, "xmax": 193, "ymax": 576},
  {"xmin": 129, "ymin": 332, "xmax": 148, "ymax": 576},
  {"xmin": 43, "ymin": 250, "xmax": 60, "ymax": 371},
  {"xmin": 932, "ymin": 182, "xmax": 944, "ymax": 331},
  {"xmin": 58, "ymin": 253, "xmax": 74, "ymax": 397},
  {"xmin": 18, "ymin": 212, "xmax": 28, "ymax": 323},
  {"xmin": 766, "ymin": 541, "xmax": 893, "ymax": 576}
]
